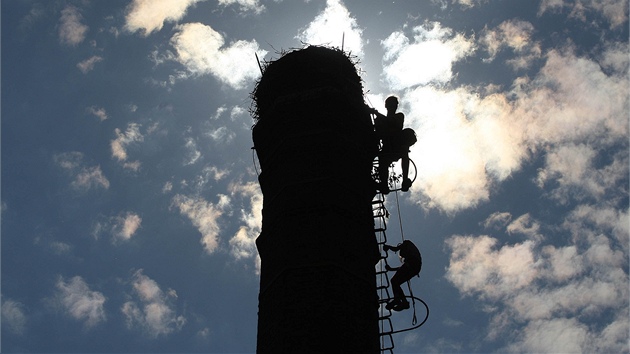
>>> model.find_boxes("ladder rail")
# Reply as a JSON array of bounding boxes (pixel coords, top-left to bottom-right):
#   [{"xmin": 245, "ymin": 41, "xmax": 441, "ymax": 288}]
[{"xmin": 374, "ymin": 193, "xmax": 395, "ymax": 353}]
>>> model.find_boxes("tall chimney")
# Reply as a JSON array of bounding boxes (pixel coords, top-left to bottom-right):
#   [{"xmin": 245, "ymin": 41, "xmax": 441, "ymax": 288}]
[{"xmin": 252, "ymin": 46, "xmax": 381, "ymax": 352}]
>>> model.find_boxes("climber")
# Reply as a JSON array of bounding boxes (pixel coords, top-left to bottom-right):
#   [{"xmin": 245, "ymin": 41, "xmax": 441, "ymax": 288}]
[
  {"xmin": 383, "ymin": 240, "xmax": 422, "ymax": 311},
  {"xmin": 369, "ymin": 96, "xmax": 416, "ymax": 194}
]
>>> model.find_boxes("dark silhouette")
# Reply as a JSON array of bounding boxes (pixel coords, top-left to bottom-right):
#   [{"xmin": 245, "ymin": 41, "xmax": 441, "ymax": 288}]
[
  {"xmin": 383, "ymin": 240, "xmax": 422, "ymax": 311},
  {"xmin": 252, "ymin": 46, "xmax": 380, "ymax": 353},
  {"xmin": 370, "ymin": 96, "xmax": 416, "ymax": 194}
]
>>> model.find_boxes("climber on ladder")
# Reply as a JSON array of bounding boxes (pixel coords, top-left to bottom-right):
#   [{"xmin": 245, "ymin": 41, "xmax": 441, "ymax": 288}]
[
  {"xmin": 383, "ymin": 240, "xmax": 422, "ymax": 312},
  {"xmin": 369, "ymin": 96, "xmax": 417, "ymax": 194}
]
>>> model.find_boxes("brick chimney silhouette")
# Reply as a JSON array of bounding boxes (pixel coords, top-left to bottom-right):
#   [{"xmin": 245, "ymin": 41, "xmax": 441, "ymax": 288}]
[{"xmin": 252, "ymin": 46, "xmax": 381, "ymax": 352}]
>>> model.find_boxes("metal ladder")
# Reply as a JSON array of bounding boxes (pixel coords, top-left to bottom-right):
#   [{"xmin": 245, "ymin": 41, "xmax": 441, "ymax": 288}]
[{"xmin": 373, "ymin": 193, "xmax": 395, "ymax": 354}]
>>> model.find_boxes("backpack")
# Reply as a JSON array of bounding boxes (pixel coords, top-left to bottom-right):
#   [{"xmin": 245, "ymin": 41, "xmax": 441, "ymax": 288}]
[{"xmin": 402, "ymin": 128, "xmax": 417, "ymax": 147}]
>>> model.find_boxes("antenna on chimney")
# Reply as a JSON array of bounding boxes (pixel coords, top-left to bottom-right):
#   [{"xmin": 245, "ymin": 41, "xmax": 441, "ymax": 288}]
[{"xmin": 255, "ymin": 52, "xmax": 263, "ymax": 75}]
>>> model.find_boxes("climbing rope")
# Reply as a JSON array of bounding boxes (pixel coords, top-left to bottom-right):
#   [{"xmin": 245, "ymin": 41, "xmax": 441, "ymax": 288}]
[
  {"xmin": 393, "ymin": 180, "xmax": 405, "ymax": 242},
  {"xmin": 391, "ymin": 177, "xmax": 421, "ymax": 327}
]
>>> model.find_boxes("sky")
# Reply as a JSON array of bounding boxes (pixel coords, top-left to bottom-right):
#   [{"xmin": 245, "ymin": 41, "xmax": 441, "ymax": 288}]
[{"xmin": 1, "ymin": 0, "xmax": 628, "ymax": 352}]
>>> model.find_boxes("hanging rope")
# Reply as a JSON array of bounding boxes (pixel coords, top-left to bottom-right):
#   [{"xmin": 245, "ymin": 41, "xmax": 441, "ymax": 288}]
[
  {"xmin": 393, "ymin": 179, "xmax": 405, "ymax": 241},
  {"xmin": 392, "ymin": 177, "xmax": 419, "ymax": 326},
  {"xmin": 407, "ymin": 282, "xmax": 418, "ymax": 326}
]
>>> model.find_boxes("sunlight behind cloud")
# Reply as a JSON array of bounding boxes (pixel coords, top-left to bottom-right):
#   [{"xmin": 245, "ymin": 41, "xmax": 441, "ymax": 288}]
[
  {"xmin": 4, "ymin": 0, "xmax": 628, "ymax": 352},
  {"xmin": 297, "ymin": 0, "xmax": 363, "ymax": 56},
  {"xmin": 398, "ymin": 40, "xmax": 627, "ymax": 213},
  {"xmin": 401, "ymin": 87, "xmax": 525, "ymax": 212}
]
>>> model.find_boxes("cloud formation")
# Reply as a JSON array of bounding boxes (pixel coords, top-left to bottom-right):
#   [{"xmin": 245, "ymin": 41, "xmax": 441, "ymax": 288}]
[
  {"xmin": 445, "ymin": 208, "xmax": 629, "ymax": 352},
  {"xmin": 111, "ymin": 123, "xmax": 144, "ymax": 171},
  {"xmin": 297, "ymin": 0, "xmax": 364, "ymax": 56},
  {"xmin": 398, "ymin": 36, "xmax": 627, "ymax": 212},
  {"xmin": 183, "ymin": 136, "xmax": 202, "ymax": 166},
  {"xmin": 58, "ymin": 5, "xmax": 88, "ymax": 46},
  {"xmin": 538, "ymin": 0, "xmax": 628, "ymax": 29},
  {"xmin": 113, "ymin": 212, "xmax": 142, "ymax": 242},
  {"xmin": 54, "ymin": 152, "xmax": 110, "ymax": 191},
  {"xmin": 218, "ymin": 0, "xmax": 265, "ymax": 14},
  {"xmin": 124, "ymin": 0, "xmax": 205, "ymax": 36},
  {"xmin": 228, "ymin": 181, "xmax": 262, "ymax": 272},
  {"xmin": 382, "ymin": 22, "xmax": 475, "ymax": 89},
  {"xmin": 86, "ymin": 106, "xmax": 108, "ymax": 121},
  {"xmin": 121, "ymin": 270, "xmax": 186, "ymax": 337},
  {"xmin": 479, "ymin": 19, "xmax": 541, "ymax": 69},
  {"xmin": 170, "ymin": 22, "xmax": 266, "ymax": 89},
  {"xmin": 53, "ymin": 276, "xmax": 106, "ymax": 328},
  {"xmin": 171, "ymin": 194, "xmax": 229, "ymax": 254},
  {"xmin": 2, "ymin": 298, "xmax": 27, "ymax": 335},
  {"xmin": 77, "ymin": 56, "xmax": 103, "ymax": 74}
]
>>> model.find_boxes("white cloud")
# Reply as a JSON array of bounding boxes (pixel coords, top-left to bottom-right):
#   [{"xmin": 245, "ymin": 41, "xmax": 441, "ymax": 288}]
[
  {"xmin": 479, "ymin": 19, "xmax": 541, "ymax": 69},
  {"xmin": 50, "ymin": 241, "xmax": 72, "ymax": 255},
  {"xmin": 91, "ymin": 212, "xmax": 143, "ymax": 243},
  {"xmin": 73, "ymin": 166, "xmax": 110, "ymax": 190},
  {"xmin": 122, "ymin": 270, "xmax": 185, "ymax": 337},
  {"xmin": 86, "ymin": 106, "xmax": 108, "ymax": 121},
  {"xmin": 218, "ymin": 0, "xmax": 265, "ymax": 14},
  {"xmin": 446, "ymin": 235, "xmax": 538, "ymax": 299},
  {"xmin": 183, "ymin": 136, "xmax": 201, "ymax": 166},
  {"xmin": 382, "ymin": 22, "xmax": 475, "ymax": 89},
  {"xmin": 113, "ymin": 212, "xmax": 142, "ymax": 242},
  {"xmin": 506, "ymin": 213, "xmax": 542, "ymax": 241},
  {"xmin": 401, "ymin": 87, "xmax": 525, "ymax": 212},
  {"xmin": 538, "ymin": 0, "xmax": 628, "ymax": 29},
  {"xmin": 207, "ymin": 166, "xmax": 230, "ymax": 181},
  {"xmin": 563, "ymin": 204, "xmax": 629, "ymax": 254},
  {"xmin": 537, "ymin": 144, "xmax": 628, "ymax": 205},
  {"xmin": 230, "ymin": 105, "xmax": 247, "ymax": 121},
  {"xmin": 482, "ymin": 211, "xmax": 512, "ymax": 230},
  {"xmin": 77, "ymin": 56, "xmax": 103, "ymax": 74},
  {"xmin": 171, "ymin": 194, "xmax": 227, "ymax": 254},
  {"xmin": 599, "ymin": 41, "xmax": 629, "ymax": 74},
  {"xmin": 445, "ymin": 206, "xmax": 629, "ymax": 353},
  {"xmin": 111, "ymin": 123, "xmax": 144, "ymax": 170},
  {"xmin": 453, "ymin": 0, "xmax": 488, "ymax": 8},
  {"xmin": 2, "ymin": 298, "xmax": 27, "ymax": 335},
  {"xmin": 170, "ymin": 22, "xmax": 267, "ymax": 89},
  {"xmin": 506, "ymin": 318, "xmax": 588, "ymax": 353},
  {"xmin": 395, "ymin": 42, "xmax": 627, "ymax": 213},
  {"xmin": 58, "ymin": 5, "xmax": 88, "ymax": 46},
  {"xmin": 54, "ymin": 276, "xmax": 106, "ymax": 328},
  {"xmin": 513, "ymin": 48, "xmax": 629, "ymax": 146},
  {"xmin": 124, "ymin": 0, "xmax": 205, "ymax": 36},
  {"xmin": 297, "ymin": 0, "xmax": 364, "ymax": 56},
  {"xmin": 206, "ymin": 126, "xmax": 235, "ymax": 144},
  {"xmin": 228, "ymin": 181, "xmax": 262, "ymax": 272},
  {"xmin": 54, "ymin": 152, "xmax": 110, "ymax": 191}
]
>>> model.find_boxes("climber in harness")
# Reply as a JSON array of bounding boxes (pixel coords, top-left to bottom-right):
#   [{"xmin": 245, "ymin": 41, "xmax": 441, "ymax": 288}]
[
  {"xmin": 383, "ymin": 240, "xmax": 422, "ymax": 312},
  {"xmin": 369, "ymin": 96, "xmax": 417, "ymax": 194}
]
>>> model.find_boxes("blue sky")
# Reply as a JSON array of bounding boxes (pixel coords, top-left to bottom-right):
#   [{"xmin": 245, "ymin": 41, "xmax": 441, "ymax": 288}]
[{"xmin": 2, "ymin": 0, "xmax": 628, "ymax": 352}]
